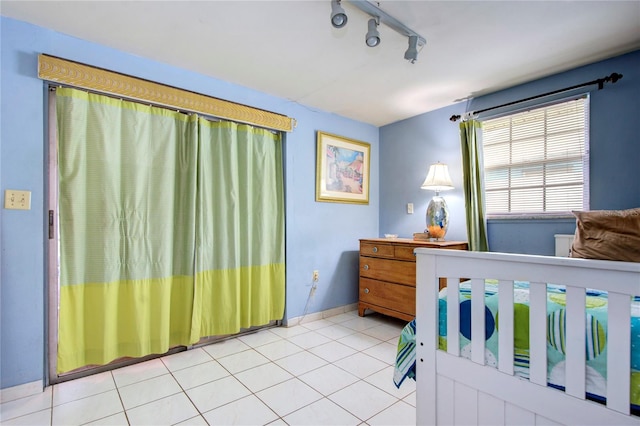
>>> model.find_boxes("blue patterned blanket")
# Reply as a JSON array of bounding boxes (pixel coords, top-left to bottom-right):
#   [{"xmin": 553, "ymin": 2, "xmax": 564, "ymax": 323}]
[
  {"xmin": 393, "ymin": 319, "xmax": 416, "ymax": 388},
  {"xmin": 393, "ymin": 280, "xmax": 640, "ymax": 410}
]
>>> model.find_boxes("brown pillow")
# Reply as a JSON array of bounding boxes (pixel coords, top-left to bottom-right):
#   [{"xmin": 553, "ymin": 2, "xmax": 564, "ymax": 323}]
[{"xmin": 570, "ymin": 208, "xmax": 640, "ymax": 262}]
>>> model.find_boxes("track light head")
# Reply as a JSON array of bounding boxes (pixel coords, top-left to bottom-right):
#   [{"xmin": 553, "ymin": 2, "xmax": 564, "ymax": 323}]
[
  {"xmin": 404, "ymin": 35, "xmax": 419, "ymax": 63},
  {"xmin": 365, "ymin": 18, "xmax": 381, "ymax": 47},
  {"xmin": 330, "ymin": 0, "xmax": 348, "ymax": 28}
]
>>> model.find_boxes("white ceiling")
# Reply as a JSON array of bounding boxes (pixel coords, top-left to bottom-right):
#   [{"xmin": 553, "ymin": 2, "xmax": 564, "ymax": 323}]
[{"xmin": 2, "ymin": 1, "xmax": 639, "ymax": 126}]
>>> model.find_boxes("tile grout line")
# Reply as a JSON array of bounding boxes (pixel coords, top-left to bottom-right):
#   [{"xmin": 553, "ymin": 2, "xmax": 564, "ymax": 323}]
[
  {"xmin": 111, "ymin": 370, "xmax": 131, "ymax": 426},
  {"xmin": 161, "ymin": 354, "xmax": 212, "ymax": 425},
  {"xmin": 49, "ymin": 384, "xmax": 53, "ymax": 426}
]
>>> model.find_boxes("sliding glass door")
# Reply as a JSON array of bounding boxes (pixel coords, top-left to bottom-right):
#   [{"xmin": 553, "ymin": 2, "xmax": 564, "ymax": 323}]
[{"xmin": 48, "ymin": 87, "xmax": 284, "ymax": 382}]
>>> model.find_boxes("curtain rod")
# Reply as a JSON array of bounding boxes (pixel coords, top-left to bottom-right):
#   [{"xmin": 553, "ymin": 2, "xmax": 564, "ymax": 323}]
[
  {"xmin": 449, "ymin": 72, "xmax": 623, "ymax": 122},
  {"xmin": 38, "ymin": 54, "xmax": 296, "ymax": 132}
]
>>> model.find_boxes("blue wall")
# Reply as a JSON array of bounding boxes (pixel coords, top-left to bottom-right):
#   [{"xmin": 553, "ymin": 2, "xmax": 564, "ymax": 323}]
[
  {"xmin": 381, "ymin": 50, "xmax": 640, "ymax": 255},
  {"xmin": 379, "ymin": 102, "xmax": 468, "ymax": 242},
  {"xmin": 0, "ymin": 17, "xmax": 378, "ymax": 389}
]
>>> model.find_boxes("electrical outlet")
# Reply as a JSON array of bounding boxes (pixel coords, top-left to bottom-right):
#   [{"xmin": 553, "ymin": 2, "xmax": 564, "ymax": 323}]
[
  {"xmin": 407, "ymin": 203, "xmax": 414, "ymax": 214},
  {"xmin": 313, "ymin": 270, "xmax": 319, "ymax": 282},
  {"xmin": 4, "ymin": 190, "xmax": 31, "ymax": 210}
]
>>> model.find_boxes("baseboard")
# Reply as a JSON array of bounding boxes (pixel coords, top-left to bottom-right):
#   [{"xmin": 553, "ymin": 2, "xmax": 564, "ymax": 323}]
[
  {"xmin": 0, "ymin": 380, "xmax": 44, "ymax": 403},
  {"xmin": 284, "ymin": 303, "xmax": 358, "ymax": 327}
]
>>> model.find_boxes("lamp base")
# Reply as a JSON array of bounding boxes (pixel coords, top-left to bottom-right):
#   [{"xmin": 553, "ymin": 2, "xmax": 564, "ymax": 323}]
[{"xmin": 425, "ymin": 196, "xmax": 449, "ymax": 240}]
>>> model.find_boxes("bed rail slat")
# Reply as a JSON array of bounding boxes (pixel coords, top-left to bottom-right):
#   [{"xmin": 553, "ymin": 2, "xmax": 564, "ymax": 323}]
[
  {"xmin": 498, "ymin": 280, "xmax": 514, "ymax": 375},
  {"xmin": 415, "ymin": 250, "xmax": 438, "ymax": 426},
  {"xmin": 447, "ymin": 278, "xmax": 460, "ymax": 356},
  {"xmin": 565, "ymin": 286, "xmax": 586, "ymax": 398},
  {"xmin": 529, "ymin": 282, "xmax": 547, "ymax": 386},
  {"xmin": 471, "ymin": 279, "xmax": 486, "ymax": 364},
  {"xmin": 607, "ymin": 291, "xmax": 631, "ymax": 414}
]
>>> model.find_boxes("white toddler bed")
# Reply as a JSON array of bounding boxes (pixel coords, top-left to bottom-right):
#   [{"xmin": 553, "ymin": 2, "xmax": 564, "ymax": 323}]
[{"xmin": 413, "ymin": 248, "xmax": 640, "ymax": 425}]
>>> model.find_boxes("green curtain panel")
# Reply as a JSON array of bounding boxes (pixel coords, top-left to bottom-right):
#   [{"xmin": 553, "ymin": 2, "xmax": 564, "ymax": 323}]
[
  {"xmin": 190, "ymin": 119, "xmax": 285, "ymax": 341},
  {"xmin": 459, "ymin": 119, "xmax": 489, "ymax": 252},
  {"xmin": 56, "ymin": 88, "xmax": 198, "ymax": 373},
  {"xmin": 56, "ymin": 89, "xmax": 285, "ymax": 373}
]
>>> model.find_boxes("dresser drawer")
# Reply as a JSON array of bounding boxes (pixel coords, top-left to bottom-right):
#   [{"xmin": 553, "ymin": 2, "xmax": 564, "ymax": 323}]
[
  {"xmin": 394, "ymin": 245, "xmax": 416, "ymax": 261},
  {"xmin": 359, "ymin": 278, "xmax": 415, "ymax": 317},
  {"xmin": 360, "ymin": 242, "xmax": 394, "ymax": 258},
  {"xmin": 359, "ymin": 256, "xmax": 415, "ymax": 286}
]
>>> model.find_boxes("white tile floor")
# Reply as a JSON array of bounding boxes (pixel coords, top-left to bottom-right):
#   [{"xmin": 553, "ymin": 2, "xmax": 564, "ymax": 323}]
[{"xmin": 1, "ymin": 311, "xmax": 416, "ymax": 425}]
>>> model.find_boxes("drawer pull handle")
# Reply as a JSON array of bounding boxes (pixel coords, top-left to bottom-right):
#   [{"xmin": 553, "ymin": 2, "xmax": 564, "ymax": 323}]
[
  {"xmin": 372, "ymin": 247, "xmax": 378, "ymax": 253},
  {"xmin": 363, "ymin": 264, "xmax": 369, "ymax": 270},
  {"xmin": 364, "ymin": 288, "xmax": 370, "ymax": 293}
]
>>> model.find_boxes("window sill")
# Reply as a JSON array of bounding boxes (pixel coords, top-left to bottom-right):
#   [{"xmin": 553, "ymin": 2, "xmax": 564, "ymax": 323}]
[{"xmin": 487, "ymin": 213, "xmax": 575, "ymax": 221}]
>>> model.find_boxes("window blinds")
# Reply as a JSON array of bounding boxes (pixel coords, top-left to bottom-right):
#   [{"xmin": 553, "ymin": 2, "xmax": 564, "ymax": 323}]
[{"xmin": 482, "ymin": 97, "xmax": 589, "ymax": 215}]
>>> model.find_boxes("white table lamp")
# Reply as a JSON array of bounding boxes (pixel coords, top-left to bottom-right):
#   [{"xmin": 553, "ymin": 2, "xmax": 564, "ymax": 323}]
[{"xmin": 421, "ymin": 162, "xmax": 454, "ymax": 240}]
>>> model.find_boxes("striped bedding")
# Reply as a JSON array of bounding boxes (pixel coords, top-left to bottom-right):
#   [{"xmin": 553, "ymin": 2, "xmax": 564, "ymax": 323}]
[
  {"xmin": 394, "ymin": 280, "xmax": 640, "ymax": 410},
  {"xmin": 393, "ymin": 319, "xmax": 416, "ymax": 388}
]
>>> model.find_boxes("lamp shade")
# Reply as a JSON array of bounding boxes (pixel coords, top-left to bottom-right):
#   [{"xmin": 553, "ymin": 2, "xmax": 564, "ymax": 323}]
[{"xmin": 421, "ymin": 162, "xmax": 454, "ymax": 192}]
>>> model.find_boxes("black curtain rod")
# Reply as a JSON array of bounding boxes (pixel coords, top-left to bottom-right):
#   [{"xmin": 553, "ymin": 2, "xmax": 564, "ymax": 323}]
[{"xmin": 449, "ymin": 72, "xmax": 623, "ymax": 122}]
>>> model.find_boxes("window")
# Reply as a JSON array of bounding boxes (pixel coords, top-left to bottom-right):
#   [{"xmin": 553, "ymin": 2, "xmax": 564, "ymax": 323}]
[{"xmin": 482, "ymin": 97, "xmax": 589, "ymax": 216}]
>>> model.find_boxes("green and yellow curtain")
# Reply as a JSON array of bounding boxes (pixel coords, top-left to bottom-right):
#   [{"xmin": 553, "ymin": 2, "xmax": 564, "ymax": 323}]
[
  {"xmin": 459, "ymin": 119, "xmax": 489, "ymax": 252},
  {"xmin": 55, "ymin": 88, "xmax": 284, "ymax": 373},
  {"xmin": 191, "ymin": 119, "xmax": 285, "ymax": 340}
]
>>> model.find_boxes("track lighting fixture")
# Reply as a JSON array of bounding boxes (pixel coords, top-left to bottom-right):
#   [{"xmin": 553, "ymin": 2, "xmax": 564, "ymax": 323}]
[
  {"xmin": 329, "ymin": 0, "xmax": 426, "ymax": 63},
  {"xmin": 330, "ymin": 0, "xmax": 348, "ymax": 28},
  {"xmin": 404, "ymin": 35, "xmax": 418, "ymax": 63},
  {"xmin": 365, "ymin": 18, "xmax": 381, "ymax": 47}
]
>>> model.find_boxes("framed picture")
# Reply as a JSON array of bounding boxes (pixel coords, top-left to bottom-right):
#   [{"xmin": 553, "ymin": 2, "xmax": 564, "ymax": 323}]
[{"xmin": 316, "ymin": 131, "xmax": 370, "ymax": 204}]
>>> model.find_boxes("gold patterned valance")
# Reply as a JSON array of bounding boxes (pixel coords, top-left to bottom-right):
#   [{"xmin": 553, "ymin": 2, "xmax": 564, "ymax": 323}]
[{"xmin": 38, "ymin": 54, "xmax": 295, "ymax": 132}]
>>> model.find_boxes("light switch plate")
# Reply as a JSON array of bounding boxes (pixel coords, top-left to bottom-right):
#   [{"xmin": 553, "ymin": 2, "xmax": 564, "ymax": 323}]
[
  {"xmin": 5, "ymin": 190, "xmax": 31, "ymax": 210},
  {"xmin": 407, "ymin": 203, "xmax": 414, "ymax": 214}
]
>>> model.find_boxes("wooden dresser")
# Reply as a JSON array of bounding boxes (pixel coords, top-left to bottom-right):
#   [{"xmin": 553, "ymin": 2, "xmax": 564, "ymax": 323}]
[{"xmin": 358, "ymin": 238, "xmax": 468, "ymax": 322}]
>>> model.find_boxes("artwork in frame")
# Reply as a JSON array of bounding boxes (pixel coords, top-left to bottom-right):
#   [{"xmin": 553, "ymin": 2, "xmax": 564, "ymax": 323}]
[{"xmin": 316, "ymin": 131, "xmax": 370, "ymax": 204}]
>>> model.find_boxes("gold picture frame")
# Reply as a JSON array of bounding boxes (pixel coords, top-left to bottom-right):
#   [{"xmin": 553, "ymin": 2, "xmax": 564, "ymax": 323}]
[{"xmin": 316, "ymin": 131, "xmax": 370, "ymax": 204}]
